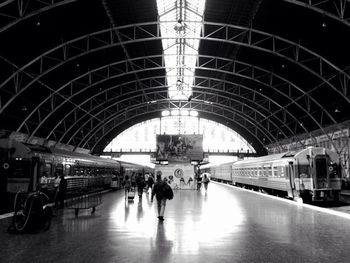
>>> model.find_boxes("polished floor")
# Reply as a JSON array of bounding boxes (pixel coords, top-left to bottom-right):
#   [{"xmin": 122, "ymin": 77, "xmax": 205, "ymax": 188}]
[{"xmin": 1, "ymin": 182, "xmax": 350, "ymax": 263}]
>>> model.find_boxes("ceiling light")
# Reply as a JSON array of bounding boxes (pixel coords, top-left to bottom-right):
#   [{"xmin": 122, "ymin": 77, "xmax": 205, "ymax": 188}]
[
  {"xmin": 171, "ymin": 109, "xmax": 180, "ymax": 116},
  {"xmin": 161, "ymin": 110, "xmax": 170, "ymax": 116},
  {"xmin": 174, "ymin": 19, "xmax": 185, "ymax": 32},
  {"xmin": 180, "ymin": 109, "xmax": 189, "ymax": 116},
  {"xmin": 190, "ymin": 110, "xmax": 198, "ymax": 117}
]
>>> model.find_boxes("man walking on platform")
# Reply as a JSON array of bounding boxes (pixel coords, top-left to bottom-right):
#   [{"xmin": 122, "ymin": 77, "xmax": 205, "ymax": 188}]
[
  {"xmin": 136, "ymin": 173, "xmax": 146, "ymax": 201},
  {"xmin": 151, "ymin": 172, "xmax": 173, "ymax": 221}
]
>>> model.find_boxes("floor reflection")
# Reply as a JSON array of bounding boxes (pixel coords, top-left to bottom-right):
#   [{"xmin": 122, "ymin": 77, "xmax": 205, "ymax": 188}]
[
  {"xmin": 2, "ymin": 183, "xmax": 350, "ymax": 263},
  {"xmin": 150, "ymin": 222, "xmax": 174, "ymax": 262}
]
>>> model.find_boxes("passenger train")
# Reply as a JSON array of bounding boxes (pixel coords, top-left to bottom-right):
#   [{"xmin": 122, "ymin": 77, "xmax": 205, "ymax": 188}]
[
  {"xmin": 0, "ymin": 139, "xmax": 151, "ymax": 212},
  {"xmin": 210, "ymin": 147, "xmax": 342, "ymax": 202}
]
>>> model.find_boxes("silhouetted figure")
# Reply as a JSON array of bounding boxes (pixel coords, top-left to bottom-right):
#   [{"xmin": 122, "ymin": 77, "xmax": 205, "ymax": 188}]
[
  {"xmin": 57, "ymin": 174, "xmax": 67, "ymax": 209},
  {"xmin": 151, "ymin": 173, "xmax": 173, "ymax": 221},
  {"xmin": 203, "ymin": 174, "xmax": 210, "ymax": 191},
  {"xmin": 146, "ymin": 174, "xmax": 154, "ymax": 194},
  {"xmin": 136, "ymin": 173, "xmax": 146, "ymax": 200}
]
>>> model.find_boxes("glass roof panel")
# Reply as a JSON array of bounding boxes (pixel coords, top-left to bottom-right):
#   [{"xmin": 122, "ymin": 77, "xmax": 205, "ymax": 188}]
[{"xmin": 156, "ymin": 0, "xmax": 206, "ymax": 100}]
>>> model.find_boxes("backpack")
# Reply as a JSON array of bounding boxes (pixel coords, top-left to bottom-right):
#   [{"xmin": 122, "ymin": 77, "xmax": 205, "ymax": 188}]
[{"xmin": 163, "ymin": 184, "xmax": 174, "ymax": 200}]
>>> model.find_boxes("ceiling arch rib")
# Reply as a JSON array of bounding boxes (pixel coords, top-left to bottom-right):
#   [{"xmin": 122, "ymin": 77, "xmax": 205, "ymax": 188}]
[
  {"xmin": 283, "ymin": 0, "xmax": 350, "ymax": 28},
  {"xmin": 89, "ymin": 108, "xmax": 267, "ymax": 154},
  {"xmin": 17, "ymin": 55, "xmax": 337, "ymax": 147},
  {"xmin": 59, "ymin": 86, "xmax": 288, "ymax": 148},
  {"xmin": 45, "ymin": 70, "xmax": 313, "ymax": 146},
  {"xmin": 0, "ymin": 21, "xmax": 349, "ymax": 117},
  {"xmin": 0, "ymin": 55, "xmax": 104, "ymax": 128},
  {"xmin": 75, "ymin": 97, "xmax": 277, "ymax": 152},
  {"xmin": 0, "ymin": 0, "xmax": 347, "ymax": 36},
  {"xmin": 0, "ymin": 0, "xmax": 78, "ymax": 33},
  {"xmin": 20, "ymin": 63, "xmax": 316, "ymax": 145}
]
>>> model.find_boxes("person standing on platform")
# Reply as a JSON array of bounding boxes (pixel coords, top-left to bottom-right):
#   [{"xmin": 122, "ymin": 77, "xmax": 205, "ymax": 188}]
[
  {"xmin": 136, "ymin": 173, "xmax": 146, "ymax": 200},
  {"xmin": 57, "ymin": 174, "xmax": 67, "ymax": 209},
  {"xmin": 151, "ymin": 173, "xmax": 173, "ymax": 221},
  {"xmin": 54, "ymin": 173, "xmax": 61, "ymax": 207},
  {"xmin": 123, "ymin": 175, "xmax": 131, "ymax": 199},
  {"xmin": 131, "ymin": 173, "xmax": 136, "ymax": 188},
  {"xmin": 203, "ymin": 174, "xmax": 210, "ymax": 191},
  {"xmin": 196, "ymin": 173, "xmax": 202, "ymax": 190},
  {"xmin": 39, "ymin": 172, "xmax": 48, "ymax": 194},
  {"xmin": 146, "ymin": 174, "xmax": 154, "ymax": 194}
]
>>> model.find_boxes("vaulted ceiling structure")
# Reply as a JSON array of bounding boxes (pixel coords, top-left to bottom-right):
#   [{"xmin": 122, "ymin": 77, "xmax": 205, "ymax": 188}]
[{"xmin": 0, "ymin": 0, "xmax": 349, "ymax": 155}]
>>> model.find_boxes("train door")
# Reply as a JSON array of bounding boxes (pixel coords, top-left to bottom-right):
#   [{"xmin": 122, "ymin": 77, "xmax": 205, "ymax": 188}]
[
  {"xmin": 30, "ymin": 157, "xmax": 40, "ymax": 191},
  {"xmin": 0, "ymin": 160, "xmax": 9, "ymax": 197},
  {"xmin": 314, "ymin": 155, "xmax": 328, "ymax": 189},
  {"xmin": 287, "ymin": 162, "xmax": 296, "ymax": 198}
]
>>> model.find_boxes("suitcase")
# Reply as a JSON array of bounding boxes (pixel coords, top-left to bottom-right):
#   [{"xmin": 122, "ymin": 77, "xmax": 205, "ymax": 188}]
[{"xmin": 127, "ymin": 188, "xmax": 135, "ymax": 200}]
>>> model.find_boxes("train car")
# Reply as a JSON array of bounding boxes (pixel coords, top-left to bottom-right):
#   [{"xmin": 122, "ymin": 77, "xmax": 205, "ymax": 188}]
[
  {"xmin": 210, "ymin": 162, "xmax": 233, "ymax": 183},
  {"xmin": 0, "ymin": 139, "xmax": 121, "ymax": 195},
  {"xmin": 210, "ymin": 147, "xmax": 342, "ymax": 202},
  {"xmin": 0, "ymin": 140, "xmax": 153, "ymax": 210}
]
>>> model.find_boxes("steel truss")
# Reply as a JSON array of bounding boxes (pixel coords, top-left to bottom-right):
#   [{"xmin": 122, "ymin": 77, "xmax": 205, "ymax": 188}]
[
  {"xmin": 59, "ymin": 83, "xmax": 288, "ymax": 147},
  {"xmin": 0, "ymin": 22, "xmax": 348, "ymax": 113},
  {"xmin": 75, "ymin": 81, "xmax": 337, "ymax": 152},
  {"xmin": 0, "ymin": 0, "xmax": 77, "ymax": 33},
  {"xmin": 14, "ymin": 54, "xmax": 340, "ymax": 149},
  {"xmin": 0, "ymin": 22, "xmax": 348, "ymax": 152},
  {"xmin": 16, "ymin": 56, "xmax": 333, "ymax": 145},
  {"xmin": 80, "ymin": 98, "xmax": 278, "ymax": 152},
  {"xmin": 284, "ymin": 0, "xmax": 350, "ymax": 27}
]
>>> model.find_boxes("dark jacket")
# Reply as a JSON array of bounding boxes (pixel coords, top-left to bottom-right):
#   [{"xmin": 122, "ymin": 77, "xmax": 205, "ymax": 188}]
[
  {"xmin": 59, "ymin": 177, "xmax": 67, "ymax": 192},
  {"xmin": 151, "ymin": 181, "xmax": 167, "ymax": 201}
]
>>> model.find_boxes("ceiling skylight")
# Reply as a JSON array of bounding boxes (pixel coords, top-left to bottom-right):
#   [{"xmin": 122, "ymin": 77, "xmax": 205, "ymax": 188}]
[{"xmin": 156, "ymin": 0, "xmax": 206, "ymax": 100}]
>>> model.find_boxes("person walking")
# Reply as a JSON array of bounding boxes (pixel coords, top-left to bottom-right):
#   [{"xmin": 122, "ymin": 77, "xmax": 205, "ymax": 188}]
[
  {"xmin": 146, "ymin": 174, "xmax": 154, "ymax": 194},
  {"xmin": 123, "ymin": 175, "xmax": 132, "ymax": 200},
  {"xmin": 196, "ymin": 173, "xmax": 202, "ymax": 190},
  {"xmin": 136, "ymin": 173, "xmax": 146, "ymax": 200},
  {"xmin": 151, "ymin": 173, "xmax": 173, "ymax": 221},
  {"xmin": 54, "ymin": 173, "xmax": 61, "ymax": 207},
  {"xmin": 203, "ymin": 174, "xmax": 210, "ymax": 191}
]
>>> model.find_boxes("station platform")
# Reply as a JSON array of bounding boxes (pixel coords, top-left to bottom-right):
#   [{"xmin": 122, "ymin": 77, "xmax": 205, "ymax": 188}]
[{"xmin": 1, "ymin": 182, "xmax": 350, "ymax": 263}]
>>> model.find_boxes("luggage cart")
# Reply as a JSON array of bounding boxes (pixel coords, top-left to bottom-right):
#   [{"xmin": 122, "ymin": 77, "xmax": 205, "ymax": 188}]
[{"xmin": 66, "ymin": 177, "xmax": 103, "ymax": 216}]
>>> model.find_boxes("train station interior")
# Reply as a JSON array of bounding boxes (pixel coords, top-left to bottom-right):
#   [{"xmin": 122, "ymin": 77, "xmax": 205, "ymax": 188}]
[{"xmin": 1, "ymin": 0, "xmax": 350, "ymax": 262}]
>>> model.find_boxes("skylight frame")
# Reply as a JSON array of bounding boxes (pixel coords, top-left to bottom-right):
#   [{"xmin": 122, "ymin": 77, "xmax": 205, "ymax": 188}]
[{"xmin": 156, "ymin": 0, "xmax": 206, "ymax": 100}]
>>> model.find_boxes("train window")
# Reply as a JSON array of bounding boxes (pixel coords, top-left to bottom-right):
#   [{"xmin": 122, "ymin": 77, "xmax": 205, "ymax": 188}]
[
  {"xmin": 55, "ymin": 164, "xmax": 63, "ymax": 176},
  {"xmin": 298, "ymin": 165, "xmax": 310, "ymax": 178},
  {"xmin": 65, "ymin": 165, "xmax": 71, "ymax": 176},
  {"xmin": 315, "ymin": 158, "xmax": 327, "ymax": 178},
  {"xmin": 267, "ymin": 167, "xmax": 272, "ymax": 177},
  {"xmin": 44, "ymin": 163, "xmax": 52, "ymax": 176},
  {"xmin": 273, "ymin": 167, "xmax": 278, "ymax": 177}
]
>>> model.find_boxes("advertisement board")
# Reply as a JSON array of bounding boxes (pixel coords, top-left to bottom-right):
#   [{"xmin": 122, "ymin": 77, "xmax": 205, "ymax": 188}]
[{"xmin": 156, "ymin": 134, "xmax": 203, "ymax": 162}]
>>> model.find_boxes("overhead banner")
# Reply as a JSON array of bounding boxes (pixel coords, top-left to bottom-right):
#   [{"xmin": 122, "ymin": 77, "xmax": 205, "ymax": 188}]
[{"xmin": 156, "ymin": 134, "xmax": 203, "ymax": 162}]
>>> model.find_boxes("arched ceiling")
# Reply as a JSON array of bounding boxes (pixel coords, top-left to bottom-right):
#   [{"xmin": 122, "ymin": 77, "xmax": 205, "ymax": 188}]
[{"xmin": 0, "ymin": 0, "xmax": 349, "ymax": 155}]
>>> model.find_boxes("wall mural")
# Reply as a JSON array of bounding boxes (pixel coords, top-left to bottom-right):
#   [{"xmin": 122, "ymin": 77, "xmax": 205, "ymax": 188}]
[{"xmin": 155, "ymin": 163, "xmax": 195, "ymax": 190}]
